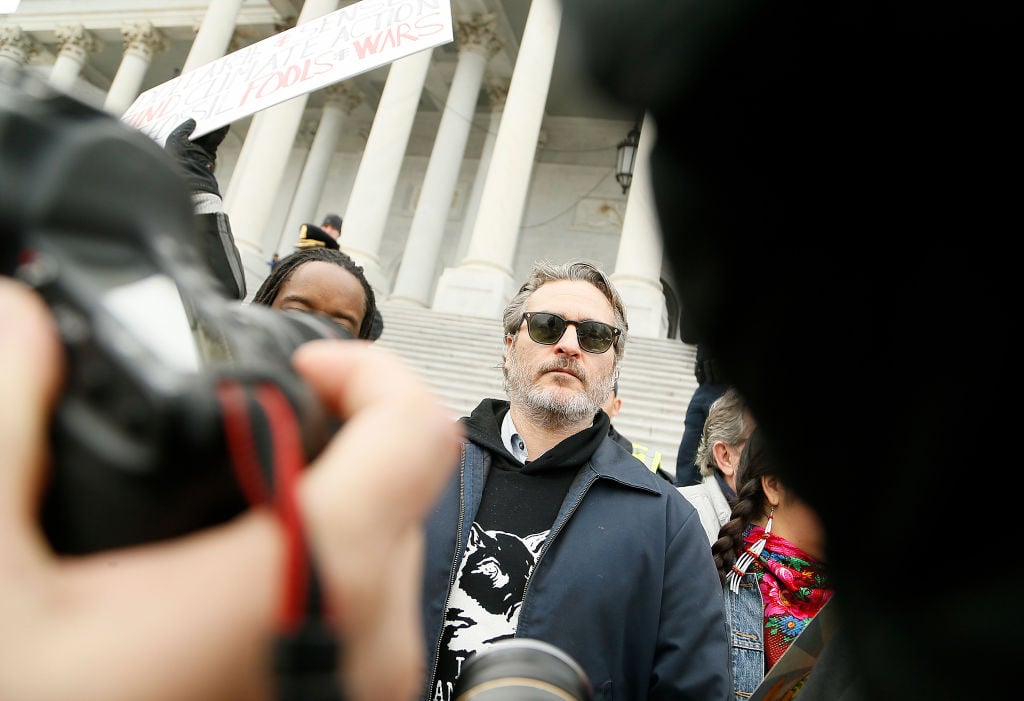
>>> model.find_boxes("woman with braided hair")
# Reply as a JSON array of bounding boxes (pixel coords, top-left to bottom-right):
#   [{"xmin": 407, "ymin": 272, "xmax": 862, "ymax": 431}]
[
  {"xmin": 711, "ymin": 426, "xmax": 832, "ymax": 700},
  {"xmin": 252, "ymin": 246, "xmax": 383, "ymax": 341}
]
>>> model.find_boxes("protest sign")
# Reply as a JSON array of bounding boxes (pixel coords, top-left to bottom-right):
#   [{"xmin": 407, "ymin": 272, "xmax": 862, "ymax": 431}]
[{"xmin": 121, "ymin": 0, "xmax": 453, "ymax": 144}]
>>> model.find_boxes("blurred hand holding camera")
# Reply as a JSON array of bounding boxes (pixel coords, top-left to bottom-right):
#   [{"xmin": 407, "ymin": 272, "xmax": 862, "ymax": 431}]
[
  {"xmin": 295, "ymin": 338, "xmax": 463, "ymax": 701},
  {"xmin": 0, "ymin": 276, "xmax": 462, "ymax": 701}
]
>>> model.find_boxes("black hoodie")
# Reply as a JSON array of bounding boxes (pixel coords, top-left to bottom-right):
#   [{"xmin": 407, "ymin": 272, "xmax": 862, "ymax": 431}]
[
  {"xmin": 460, "ymin": 398, "xmax": 609, "ymax": 535},
  {"xmin": 432, "ymin": 399, "xmax": 614, "ymax": 698}
]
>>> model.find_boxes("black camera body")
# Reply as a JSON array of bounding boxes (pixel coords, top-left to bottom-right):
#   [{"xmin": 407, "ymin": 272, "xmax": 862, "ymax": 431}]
[{"xmin": 0, "ymin": 66, "xmax": 344, "ymax": 555}]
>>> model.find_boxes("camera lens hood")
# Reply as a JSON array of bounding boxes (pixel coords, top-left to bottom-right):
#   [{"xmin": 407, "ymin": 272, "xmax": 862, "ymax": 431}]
[{"xmin": 453, "ymin": 638, "xmax": 592, "ymax": 701}]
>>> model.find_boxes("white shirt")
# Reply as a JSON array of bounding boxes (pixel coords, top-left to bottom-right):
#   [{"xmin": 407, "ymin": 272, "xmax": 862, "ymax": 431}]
[{"xmin": 500, "ymin": 410, "xmax": 528, "ymax": 463}]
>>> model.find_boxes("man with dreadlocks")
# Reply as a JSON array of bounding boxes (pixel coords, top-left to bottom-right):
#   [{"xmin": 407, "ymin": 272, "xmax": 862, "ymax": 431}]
[{"xmin": 251, "ymin": 247, "xmax": 383, "ymax": 341}]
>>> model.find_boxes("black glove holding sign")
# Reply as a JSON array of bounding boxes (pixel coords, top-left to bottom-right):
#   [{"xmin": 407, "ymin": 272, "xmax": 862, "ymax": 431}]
[
  {"xmin": 164, "ymin": 118, "xmax": 230, "ymax": 197},
  {"xmin": 164, "ymin": 118, "xmax": 247, "ymax": 300}
]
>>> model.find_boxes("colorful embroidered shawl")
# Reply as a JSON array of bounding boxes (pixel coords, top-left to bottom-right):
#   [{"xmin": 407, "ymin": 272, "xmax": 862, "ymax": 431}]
[{"xmin": 741, "ymin": 524, "xmax": 833, "ymax": 669}]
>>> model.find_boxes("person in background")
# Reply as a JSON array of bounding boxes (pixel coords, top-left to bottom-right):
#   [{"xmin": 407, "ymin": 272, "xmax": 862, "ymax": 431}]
[
  {"xmin": 602, "ymin": 378, "xmax": 629, "ymax": 450},
  {"xmin": 163, "ymin": 118, "xmax": 245, "ymax": 300},
  {"xmin": 296, "ymin": 213, "xmax": 343, "ymax": 251},
  {"xmin": 163, "ymin": 120, "xmax": 380, "ymax": 341},
  {"xmin": 296, "ymin": 222, "xmax": 339, "ymax": 251},
  {"xmin": 677, "ymin": 387, "xmax": 755, "ymax": 543},
  {"xmin": 320, "ymin": 213, "xmax": 342, "ymax": 239},
  {"xmin": 420, "ymin": 260, "xmax": 728, "ymax": 701},
  {"xmin": 675, "ymin": 343, "xmax": 728, "ymax": 486},
  {"xmin": 252, "ymin": 247, "xmax": 383, "ymax": 341},
  {"xmin": 602, "ymin": 379, "xmax": 673, "ymax": 482},
  {"xmin": 711, "ymin": 426, "xmax": 832, "ymax": 700}
]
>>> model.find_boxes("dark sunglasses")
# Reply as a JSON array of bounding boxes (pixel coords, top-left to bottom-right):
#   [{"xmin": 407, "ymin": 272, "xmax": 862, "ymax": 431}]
[{"xmin": 521, "ymin": 311, "xmax": 620, "ymax": 354}]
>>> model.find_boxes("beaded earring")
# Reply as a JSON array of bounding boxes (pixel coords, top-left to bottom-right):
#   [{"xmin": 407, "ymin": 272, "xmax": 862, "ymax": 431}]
[{"xmin": 726, "ymin": 506, "xmax": 774, "ymax": 594}]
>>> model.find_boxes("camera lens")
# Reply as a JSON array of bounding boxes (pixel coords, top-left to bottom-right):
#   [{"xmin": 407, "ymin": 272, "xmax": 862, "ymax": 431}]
[{"xmin": 452, "ymin": 638, "xmax": 591, "ymax": 701}]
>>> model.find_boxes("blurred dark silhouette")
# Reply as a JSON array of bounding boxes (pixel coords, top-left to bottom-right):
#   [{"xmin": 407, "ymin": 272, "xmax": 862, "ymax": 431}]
[{"xmin": 560, "ymin": 2, "xmax": 1019, "ymax": 699}]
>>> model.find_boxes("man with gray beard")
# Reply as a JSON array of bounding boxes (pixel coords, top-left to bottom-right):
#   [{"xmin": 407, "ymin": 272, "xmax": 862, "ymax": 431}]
[{"xmin": 419, "ymin": 261, "xmax": 729, "ymax": 701}]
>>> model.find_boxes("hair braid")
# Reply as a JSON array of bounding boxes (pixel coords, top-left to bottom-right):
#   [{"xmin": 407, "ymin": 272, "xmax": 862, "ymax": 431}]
[
  {"xmin": 712, "ymin": 477, "xmax": 762, "ymax": 586},
  {"xmin": 710, "ymin": 426, "xmax": 776, "ymax": 586}
]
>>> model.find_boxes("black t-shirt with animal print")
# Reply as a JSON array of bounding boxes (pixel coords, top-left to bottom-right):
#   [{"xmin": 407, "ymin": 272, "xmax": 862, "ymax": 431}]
[{"xmin": 431, "ymin": 398, "xmax": 608, "ymax": 701}]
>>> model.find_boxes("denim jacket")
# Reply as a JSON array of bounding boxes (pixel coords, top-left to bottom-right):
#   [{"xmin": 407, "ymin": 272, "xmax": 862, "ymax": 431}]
[{"xmin": 721, "ymin": 571, "xmax": 766, "ymax": 700}]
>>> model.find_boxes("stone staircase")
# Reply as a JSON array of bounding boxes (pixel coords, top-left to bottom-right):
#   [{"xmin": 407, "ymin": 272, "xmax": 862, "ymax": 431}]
[{"xmin": 374, "ymin": 301, "xmax": 698, "ymax": 480}]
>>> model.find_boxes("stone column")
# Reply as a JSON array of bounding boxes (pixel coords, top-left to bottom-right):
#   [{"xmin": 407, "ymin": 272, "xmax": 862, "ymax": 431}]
[
  {"xmin": 611, "ymin": 113, "xmax": 667, "ymax": 338},
  {"xmin": 432, "ymin": 0, "xmax": 561, "ymax": 317},
  {"xmin": 103, "ymin": 21, "xmax": 168, "ymax": 116},
  {"xmin": 453, "ymin": 77, "xmax": 507, "ymax": 264},
  {"xmin": 50, "ymin": 25, "xmax": 103, "ymax": 93},
  {"xmin": 0, "ymin": 26, "xmax": 38, "ymax": 70},
  {"xmin": 279, "ymin": 82, "xmax": 363, "ymax": 252},
  {"xmin": 337, "ymin": 48, "xmax": 433, "ymax": 292},
  {"xmin": 181, "ymin": 0, "xmax": 244, "ymax": 73},
  {"xmin": 390, "ymin": 14, "xmax": 501, "ymax": 307},
  {"xmin": 221, "ymin": 0, "xmax": 339, "ymax": 297}
]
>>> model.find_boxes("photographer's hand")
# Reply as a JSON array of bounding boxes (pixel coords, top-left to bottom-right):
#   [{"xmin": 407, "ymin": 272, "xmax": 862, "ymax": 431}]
[
  {"xmin": 294, "ymin": 339, "xmax": 463, "ymax": 701},
  {"xmin": 0, "ymin": 278, "xmax": 461, "ymax": 701}
]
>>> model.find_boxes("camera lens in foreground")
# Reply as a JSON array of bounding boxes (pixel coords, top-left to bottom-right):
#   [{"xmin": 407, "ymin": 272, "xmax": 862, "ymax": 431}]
[{"xmin": 453, "ymin": 638, "xmax": 592, "ymax": 701}]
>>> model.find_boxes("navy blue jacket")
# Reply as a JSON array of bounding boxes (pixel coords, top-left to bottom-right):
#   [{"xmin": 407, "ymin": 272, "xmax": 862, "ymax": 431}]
[{"xmin": 421, "ymin": 426, "xmax": 730, "ymax": 701}]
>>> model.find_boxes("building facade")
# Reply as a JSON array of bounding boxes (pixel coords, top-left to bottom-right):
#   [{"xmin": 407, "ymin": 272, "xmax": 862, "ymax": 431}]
[{"xmin": 2, "ymin": 0, "xmax": 683, "ymax": 338}]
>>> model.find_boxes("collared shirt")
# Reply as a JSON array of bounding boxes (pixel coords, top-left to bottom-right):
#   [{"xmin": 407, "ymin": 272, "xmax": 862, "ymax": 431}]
[
  {"xmin": 500, "ymin": 410, "xmax": 528, "ymax": 463},
  {"xmin": 714, "ymin": 470, "xmax": 736, "ymax": 502}
]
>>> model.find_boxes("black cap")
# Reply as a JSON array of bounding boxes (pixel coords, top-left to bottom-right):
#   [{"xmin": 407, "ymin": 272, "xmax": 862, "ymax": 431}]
[
  {"xmin": 321, "ymin": 213, "xmax": 342, "ymax": 231},
  {"xmin": 296, "ymin": 223, "xmax": 339, "ymax": 250}
]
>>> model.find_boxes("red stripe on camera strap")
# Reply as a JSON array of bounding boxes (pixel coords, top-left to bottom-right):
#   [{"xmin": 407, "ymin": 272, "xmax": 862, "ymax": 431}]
[
  {"xmin": 216, "ymin": 379, "xmax": 344, "ymax": 701},
  {"xmin": 216, "ymin": 380, "xmax": 271, "ymax": 506}
]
